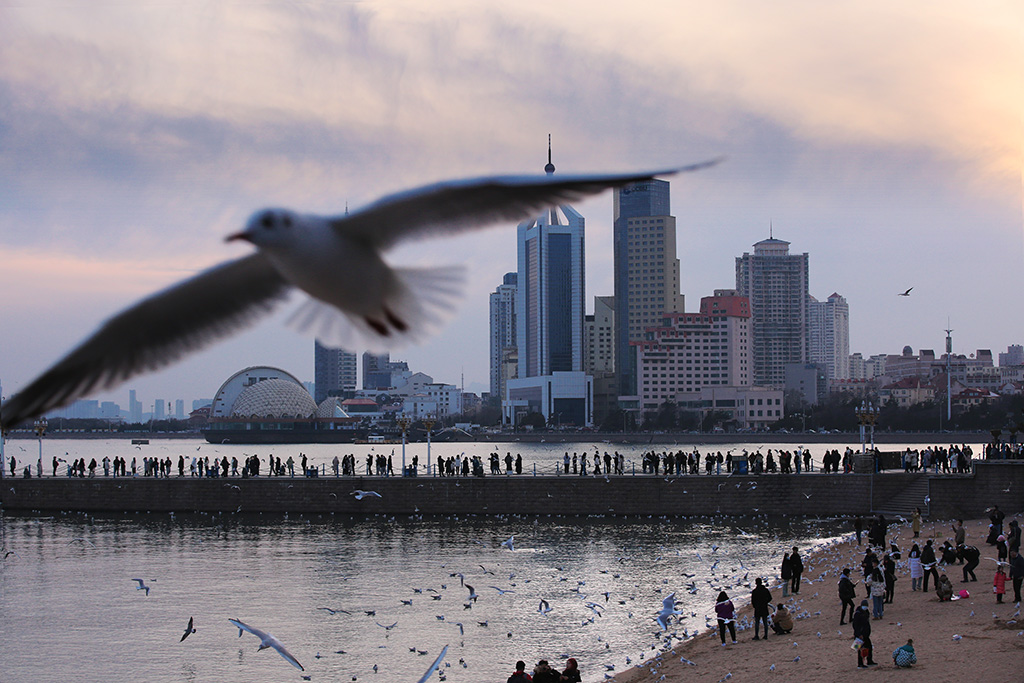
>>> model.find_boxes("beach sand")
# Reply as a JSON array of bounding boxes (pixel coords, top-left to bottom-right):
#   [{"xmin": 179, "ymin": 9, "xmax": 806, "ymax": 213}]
[{"xmin": 610, "ymin": 516, "xmax": 1023, "ymax": 682}]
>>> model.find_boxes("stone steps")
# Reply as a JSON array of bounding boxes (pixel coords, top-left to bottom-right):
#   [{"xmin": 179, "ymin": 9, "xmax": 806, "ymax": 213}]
[{"xmin": 875, "ymin": 475, "xmax": 931, "ymax": 518}]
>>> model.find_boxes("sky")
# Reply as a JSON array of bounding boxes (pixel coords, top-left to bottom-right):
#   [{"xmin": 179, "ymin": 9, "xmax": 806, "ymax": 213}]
[{"xmin": 1, "ymin": 0, "xmax": 1022, "ymax": 411}]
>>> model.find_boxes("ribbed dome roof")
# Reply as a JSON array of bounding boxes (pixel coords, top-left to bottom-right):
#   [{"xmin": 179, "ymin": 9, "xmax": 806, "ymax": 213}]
[
  {"xmin": 315, "ymin": 397, "xmax": 352, "ymax": 419},
  {"xmin": 230, "ymin": 379, "xmax": 316, "ymax": 418}
]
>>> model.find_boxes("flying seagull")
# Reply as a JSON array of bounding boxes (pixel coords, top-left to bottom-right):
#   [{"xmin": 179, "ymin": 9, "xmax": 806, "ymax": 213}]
[
  {"xmin": 352, "ymin": 490, "xmax": 382, "ymax": 500},
  {"xmin": 180, "ymin": 616, "xmax": 196, "ymax": 642},
  {"xmin": 0, "ymin": 161, "xmax": 719, "ymax": 429},
  {"xmin": 228, "ymin": 618, "xmax": 304, "ymax": 671},
  {"xmin": 132, "ymin": 578, "xmax": 151, "ymax": 596},
  {"xmin": 898, "ymin": 287, "xmax": 913, "ymax": 296}
]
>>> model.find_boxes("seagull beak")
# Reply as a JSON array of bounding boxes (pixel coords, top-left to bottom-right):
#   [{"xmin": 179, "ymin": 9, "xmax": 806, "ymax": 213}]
[{"xmin": 226, "ymin": 231, "xmax": 252, "ymax": 243}]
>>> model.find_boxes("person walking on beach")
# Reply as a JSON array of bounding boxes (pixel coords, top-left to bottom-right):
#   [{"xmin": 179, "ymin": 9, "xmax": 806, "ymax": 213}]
[
  {"xmin": 780, "ymin": 552, "xmax": 792, "ymax": 597},
  {"xmin": 911, "ymin": 507, "xmax": 922, "ymax": 538},
  {"xmin": 953, "ymin": 519, "xmax": 966, "ymax": 557},
  {"xmin": 854, "ymin": 516, "xmax": 863, "ymax": 545},
  {"xmin": 921, "ymin": 540, "xmax": 939, "ymax": 592},
  {"xmin": 994, "ymin": 564, "xmax": 1007, "ymax": 603},
  {"xmin": 789, "ymin": 547, "xmax": 804, "ymax": 594},
  {"xmin": 908, "ymin": 543, "xmax": 923, "ymax": 591},
  {"xmin": 751, "ymin": 578, "xmax": 772, "ymax": 640},
  {"xmin": 838, "ymin": 567, "xmax": 857, "ymax": 624},
  {"xmin": 852, "ymin": 600, "xmax": 876, "ymax": 667},
  {"xmin": 1008, "ymin": 549, "xmax": 1024, "ymax": 604},
  {"xmin": 715, "ymin": 591, "xmax": 737, "ymax": 645}
]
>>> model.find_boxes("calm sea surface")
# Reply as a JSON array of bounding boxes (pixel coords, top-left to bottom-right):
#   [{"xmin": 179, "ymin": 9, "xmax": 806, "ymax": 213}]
[{"xmin": 0, "ymin": 437, "xmax": 962, "ymax": 682}]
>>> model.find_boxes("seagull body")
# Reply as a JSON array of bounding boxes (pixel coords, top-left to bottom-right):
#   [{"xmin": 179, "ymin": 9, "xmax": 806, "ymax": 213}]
[
  {"xmin": 0, "ymin": 163, "xmax": 717, "ymax": 429},
  {"xmin": 180, "ymin": 616, "xmax": 196, "ymax": 642},
  {"xmin": 352, "ymin": 490, "xmax": 382, "ymax": 500},
  {"xmin": 501, "ymin": 535, "xmax": 515, "ymax": 552},
  {"xmin": 899, "ymin": 287, "xmax": 913, "ymax": 296},
  {"xmin": 228, "ymin": 618, "xmax": 304, "ymax": 671},
  {"xmin": 132, "ymin": 578, "xmax": 151, "ymax": 596}
]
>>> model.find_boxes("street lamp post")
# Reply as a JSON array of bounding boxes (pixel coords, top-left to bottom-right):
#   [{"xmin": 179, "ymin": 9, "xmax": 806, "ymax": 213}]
[
  {"xmin": 34, "ymin": 417, "xmax": 48, "ymax": 477},
  {"xmin": 422, "ymin": 416, "xmax": 436, "ymax": 476},
  {"xmin": 855, "ymin": 401, "xmax": 878, "ymax": 453},
  {"xmin": 396, "ymin": 416, "xmax": 411, "ymax": 475}
]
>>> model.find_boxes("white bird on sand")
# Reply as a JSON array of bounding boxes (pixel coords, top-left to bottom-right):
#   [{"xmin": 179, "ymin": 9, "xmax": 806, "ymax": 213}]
[
  {"xmin": 0, "ymin": 162, "xmax": 716, "ymax": 429},
  {"xmin": 416, "ymin": 644, "xmax": 449, "ymax": 683},
  {"xmin": 228, "ymin": 618, "xmax": 304, "ymax": 671},
  {"xmin": 352, "ymin": 490, "xmax": 382, "ymax": 500},
  {"xmin": 132, "ymin": 578, "xmax": 151, "ymax": 596}
]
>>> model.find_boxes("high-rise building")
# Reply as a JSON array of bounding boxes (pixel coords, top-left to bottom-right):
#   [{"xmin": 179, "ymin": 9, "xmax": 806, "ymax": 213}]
[
  {"xmin": 489, "ymin": 272, "xmax": 518, "ymax": 399},
  {"xmin": 154, "ymin": 399, "xmax": 165, "ymax": 420},
  {"xmin": 504, "ymin": 143, "xmax": 593, "ymax": 427},
  {"xmin": 174, "ymin": 399, "xmax": 185, "ymax": 420},
  {"xmin": 999, "ymin": 344, "xmax": 1024, "ymax": 367},
  {"xmin": 129, "ymin": 389, "xmax": 142, "ymax": 422},
  {"xmin": 612, "ymin": 179, "xmax": 683, "ymax": 395},
  {"xmin": 362, "ymin": 352, "xmax": 391, "ymax": 390},
  {"xmin": 515, "ymin": 203, "xmax": 584, "ymax": 377},
  {"xmin": 635, "ymin": 289, "xmax": 752, "ymax": 412},
  {"xmin": 584, "ymin": 295, "xmax": 615, "ymax": 376},
  {"xmin": 314, "ymin": 342, "xmax": 357, "ymax": 403},
  {"xmin": 808, "ymin": 292, "xmax": 850, "ymax": 380},
  {"xmin": 735, "ymin": 237, "xmax": 809, "ymax": 388}
]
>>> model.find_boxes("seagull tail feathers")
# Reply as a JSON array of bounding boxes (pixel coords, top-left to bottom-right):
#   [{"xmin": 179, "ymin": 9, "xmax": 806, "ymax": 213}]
[{"xmin": 288, "ymin": 265, "xmax": 465, "ymax": 353}]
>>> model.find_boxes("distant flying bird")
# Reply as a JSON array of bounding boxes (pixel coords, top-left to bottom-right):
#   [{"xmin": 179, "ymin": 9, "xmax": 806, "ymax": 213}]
[
  {"xmin": 501, "ymin": 535, "xmax": 515, "ymax": 552},
  {"xmin": 228, "ymin": 618, "xmax": 304, "ymax": 671},
  {"xmin": 0, "ymin": 162, "xmax": 718, "ymax": 430},
  {"xmin": 132, "ymin": 578, "xmax": 151, "ymax": 596},
  {"xmin": 351, "ymin": 490, "xmax": 382, "ymax": 500},
  {"xmin": 899, "ymin": 287, "xmax": 913, "ymax": 296},
  {"xmin": 180, "ymin": 617, "xmax": 196, "ymax": 642}
]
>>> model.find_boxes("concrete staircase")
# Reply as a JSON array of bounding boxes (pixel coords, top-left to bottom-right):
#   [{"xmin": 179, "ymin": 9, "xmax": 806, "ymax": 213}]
[{"xmin": 874, "ymin": 474, "xmax": 931, "ymax": 518}]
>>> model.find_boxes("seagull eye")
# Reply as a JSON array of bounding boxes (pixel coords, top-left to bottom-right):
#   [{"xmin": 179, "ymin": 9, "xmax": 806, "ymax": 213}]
[
  {"xmin": 282, "ymin": 215, "xmax": 292, "ymax": 228},
  {"xmin": 261, "ymin": 214, "xmax": 274, "ymax": 229}
]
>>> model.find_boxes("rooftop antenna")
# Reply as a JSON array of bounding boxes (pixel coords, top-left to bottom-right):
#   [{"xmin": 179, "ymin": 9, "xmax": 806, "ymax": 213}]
[
  {"xmin": 769, "ymin": 220, "xmax": 773, "ymax": 239},
  {"xmin": 544, "ymin": 134, "xmax": 555, "ymax": 175},
  {"xmin": 945, "ymin": 321, "xmax": 953, "ymax": 422}
]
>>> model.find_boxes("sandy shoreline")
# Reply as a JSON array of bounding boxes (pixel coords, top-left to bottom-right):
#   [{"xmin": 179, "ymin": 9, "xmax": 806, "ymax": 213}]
[{"xmin": 610, "ymin": 516, "xmax": 1023, "ymax": 682}]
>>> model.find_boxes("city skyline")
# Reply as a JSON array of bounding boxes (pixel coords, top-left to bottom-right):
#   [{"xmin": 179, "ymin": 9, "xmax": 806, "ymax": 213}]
[{"xmin": 1, "ymin": 2, "xmax": 1021, "ymax": 409}]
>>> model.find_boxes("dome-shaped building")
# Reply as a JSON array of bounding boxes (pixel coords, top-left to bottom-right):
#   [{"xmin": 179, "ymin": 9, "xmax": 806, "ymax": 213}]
[
  {"xmin": 231, "ymin": 378, "xmax": 317, "ymax": 419},
  {"xmin": 204, "ymin": 366, "xmax": 367, "ymax": 444}
]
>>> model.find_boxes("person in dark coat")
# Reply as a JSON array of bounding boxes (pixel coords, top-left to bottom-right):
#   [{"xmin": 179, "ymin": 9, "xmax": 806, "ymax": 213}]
[
  {"xmin": 559, "ymin": 658, "xmax": 581, "ymax": 683},
  {"xmin": 531, "ymin": 660, "xmax": 559, "ymax": 683},
  {"xmin": 789, "ymin": 547, "xmax": 804, "ymax": 594},
  {"xmin": 921, "ymin": 539, "xmax": 939, "ymax": 592},
  {"xmin": 507, "ymin": 660, "xmax": 532, "ymax": 683},
  {"xmin": 780, "ymin": 553, "xmax": 792, "ymax": 597},
  {"xmin": 838, "ymin": 567, "xmax": 857, "ymax": 624},
  {"xmin": 852, "ymin": 600, "xmax": 876, "ymax": 668},
  {"xmin": 751, "ymin": 577, "xmax": 773, "ymax": 640},
  {"xmin": 1009, "ymin": 549, "xmax": 1024, "ymax": 604},
  {"xmin": 960, "ymin": 544, "xmax": 981, "ymax": 582}
]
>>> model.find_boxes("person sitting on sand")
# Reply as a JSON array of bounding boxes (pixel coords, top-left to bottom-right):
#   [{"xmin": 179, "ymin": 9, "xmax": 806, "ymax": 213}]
[
  {"xmin": 892, "ymin": 638, "xmax": 917, "ymax": 667},
  {"xmin": 936, "ymin": 573, "xmax": 954, "ymax": 601},
  {"xmin": 771, "ymin": 603, "xmax": 793, "ymax": 635}
]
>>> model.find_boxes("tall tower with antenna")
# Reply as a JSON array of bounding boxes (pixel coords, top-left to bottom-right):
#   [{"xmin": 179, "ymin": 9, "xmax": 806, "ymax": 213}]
[{"xmin": 945, "ymin": 323, "xmax": 953, "ymax": 422}]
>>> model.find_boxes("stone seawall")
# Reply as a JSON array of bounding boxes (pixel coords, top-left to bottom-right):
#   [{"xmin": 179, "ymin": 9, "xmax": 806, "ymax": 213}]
[{"xmin": 2, "ymin": 463, "xmax": 1018, "ymax": 517}]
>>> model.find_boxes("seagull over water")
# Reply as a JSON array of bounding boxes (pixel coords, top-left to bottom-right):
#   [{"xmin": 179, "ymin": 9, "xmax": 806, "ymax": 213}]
[
  {"xmin": 0, "ymin": 161, "xmax": 718, "ymax": 429},
  {"xmin": 132, "ymin": 578, "xmax": 151, "ymax": 596},
  {"xmin": 228, "ymin": 618, "xmax": 304, "ymax": 671},
  {"xmin": 180, "ymin": 617, "xmax": 196, "ymax": 642},
  {"xmin": 352, "ymin": 490, "xmax": 382, "ymax": 500}
]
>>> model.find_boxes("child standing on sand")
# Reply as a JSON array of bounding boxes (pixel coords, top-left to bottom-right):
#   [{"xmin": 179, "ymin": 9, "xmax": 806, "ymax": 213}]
[{"xmin": 994, "ymin": 565, "xmax": 1007, "ymax": 603}]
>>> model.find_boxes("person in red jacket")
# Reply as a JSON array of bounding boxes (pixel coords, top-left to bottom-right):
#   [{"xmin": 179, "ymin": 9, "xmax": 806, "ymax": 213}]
[
  {"xmin": 994, "ymin": 565, "xmax": 1007, "ymax": 603},
  {"xmin": 507, "ymin": 660, "xmax": 532, "ymax": 683}
]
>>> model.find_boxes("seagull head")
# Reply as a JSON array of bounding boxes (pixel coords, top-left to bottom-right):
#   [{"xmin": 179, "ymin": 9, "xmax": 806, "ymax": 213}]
[{"xmin": 229, "ymin": 209, "xmax": 302, "ymax": 248}]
